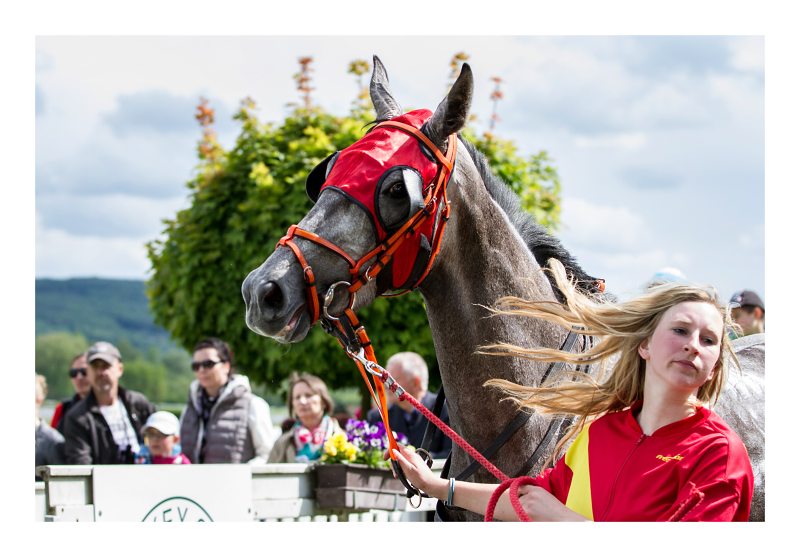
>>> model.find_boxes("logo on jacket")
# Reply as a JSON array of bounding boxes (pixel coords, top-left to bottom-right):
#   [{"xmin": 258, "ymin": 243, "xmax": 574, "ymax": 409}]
[{"xmin": 656, "ymin": 454, "xmax": 684, "ymax": 463}]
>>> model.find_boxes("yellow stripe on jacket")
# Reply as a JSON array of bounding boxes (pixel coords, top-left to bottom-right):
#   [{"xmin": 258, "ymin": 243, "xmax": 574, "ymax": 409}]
[{"xmin": 564, "ymin": 422, "xmax": 594, "ymax": 520}]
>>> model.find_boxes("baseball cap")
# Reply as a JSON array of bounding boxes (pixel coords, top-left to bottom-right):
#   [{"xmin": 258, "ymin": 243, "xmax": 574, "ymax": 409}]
[
  {"xmin": 646, "ymin": 267, "xmax": 687, "ymax": 289},
  {"xmin": 142, "ymin": 411, "xmax": 180, "ymax": 436},
  {"xmin": 729, "ymin": 290, "xmax": 764, "ymax": 312},
  {"xmin": 650, "ymin": 267, "xmax": 686, "ymax": 284},
  {"xmin": 86, "ymin": 341, "xmax": 122, "ymax": 364}
]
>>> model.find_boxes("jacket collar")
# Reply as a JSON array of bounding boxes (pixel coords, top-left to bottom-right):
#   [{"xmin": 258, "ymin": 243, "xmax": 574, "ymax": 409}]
[
  {"xmin": 85, "ymin": 386, "xmax": 129, "ymax": 413},
  {"xmin": 189, "ymin": 374, "xmax": 251, "ymax": 410},
  {"xmin": 624, "ymin": 400, "xmax": 710, "ymax": 437}
]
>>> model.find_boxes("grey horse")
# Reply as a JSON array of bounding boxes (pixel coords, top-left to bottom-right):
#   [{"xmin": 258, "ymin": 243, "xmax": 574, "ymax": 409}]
[{"xmin": 242, "ymin": 56, "xmax": 764, "ymax": 521}]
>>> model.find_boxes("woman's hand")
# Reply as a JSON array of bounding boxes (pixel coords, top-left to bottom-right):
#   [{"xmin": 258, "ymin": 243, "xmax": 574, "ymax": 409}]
[
  {"xmin": 389, "ymin": 445, "xmax": 448, "ymax": 500},
  {"xmin": 516, "ymin": 484, "xmax": 588, "ymax": 521}
]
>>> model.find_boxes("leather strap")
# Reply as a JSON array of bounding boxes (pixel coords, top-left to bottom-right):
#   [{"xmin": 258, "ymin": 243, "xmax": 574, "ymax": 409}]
[{"xmin": 419, "ymin": 386, "xmax": 447, "ymax": 457}]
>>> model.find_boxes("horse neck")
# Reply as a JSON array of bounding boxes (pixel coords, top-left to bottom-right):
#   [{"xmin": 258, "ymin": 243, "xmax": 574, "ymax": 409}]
[{"xmin": 417, "ymin": 147, "xmax": 568, "ymax": 473}]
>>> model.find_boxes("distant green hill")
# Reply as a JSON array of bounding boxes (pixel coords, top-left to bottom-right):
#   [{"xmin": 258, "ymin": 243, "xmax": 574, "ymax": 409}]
[{"xmin": 35, "ymin": 277, "xmax": 177, "ymax": 353}]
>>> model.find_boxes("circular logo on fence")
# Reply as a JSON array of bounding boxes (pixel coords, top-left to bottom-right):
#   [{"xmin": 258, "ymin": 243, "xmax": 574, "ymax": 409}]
[{"xmin": 142, "ymin": 496, "xmax": 214, "ymax": 522}]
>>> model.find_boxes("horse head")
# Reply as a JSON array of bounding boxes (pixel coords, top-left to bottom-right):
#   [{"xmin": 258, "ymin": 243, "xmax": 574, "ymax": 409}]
[{"xmin": 242, "ymin": 56, "xmax": 473, "ymax": 342}]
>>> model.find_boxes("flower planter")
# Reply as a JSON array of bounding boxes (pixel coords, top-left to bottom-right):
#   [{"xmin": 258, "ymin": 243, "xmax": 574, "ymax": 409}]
[{"xmin": 314, "ymin": 463, "xmax": 408, "ymax": 512}]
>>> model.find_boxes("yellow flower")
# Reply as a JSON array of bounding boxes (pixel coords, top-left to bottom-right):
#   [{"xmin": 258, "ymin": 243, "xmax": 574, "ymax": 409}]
[{"xmin": 332, "ymin": 432, "xmax": 348, "ymax": 450}]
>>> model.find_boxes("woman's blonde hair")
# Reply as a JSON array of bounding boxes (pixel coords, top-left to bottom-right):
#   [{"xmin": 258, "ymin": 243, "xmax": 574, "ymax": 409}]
[{"xmin": 481, "ymin": 259, "xmax": 738, "ymax": 462}]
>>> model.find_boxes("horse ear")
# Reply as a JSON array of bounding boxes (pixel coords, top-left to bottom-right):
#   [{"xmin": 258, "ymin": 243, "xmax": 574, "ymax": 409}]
[
  {"xmin": 425, "ymin": 63, "xmax": 473, "ymax": 151},
  {"xmin": 370, "ymin": 55, "xmax": 402, "ymax": 121}
]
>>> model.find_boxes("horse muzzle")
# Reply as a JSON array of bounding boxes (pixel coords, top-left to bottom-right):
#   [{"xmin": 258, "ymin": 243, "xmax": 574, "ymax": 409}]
[{"xmin": 241, "ymin": 254, "xmax": 313, "ymax": 343}]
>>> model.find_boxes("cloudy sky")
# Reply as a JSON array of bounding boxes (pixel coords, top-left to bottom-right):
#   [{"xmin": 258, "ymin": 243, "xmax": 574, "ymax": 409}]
[{"xmin": 35, "ymin": 35, "xmax": 764, "ymax": 301}]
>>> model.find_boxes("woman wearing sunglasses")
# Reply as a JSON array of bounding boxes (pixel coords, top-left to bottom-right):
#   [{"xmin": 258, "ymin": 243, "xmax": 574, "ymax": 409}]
[{"xmin": 179, "ymin": 337, "xmax": 277, "ymax": 463}]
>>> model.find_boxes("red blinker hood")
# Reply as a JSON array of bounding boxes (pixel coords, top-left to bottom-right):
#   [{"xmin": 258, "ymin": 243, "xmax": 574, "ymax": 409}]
[{"xmin": 319, "ymin": 109, "xmax": 449, "ymax": 290}]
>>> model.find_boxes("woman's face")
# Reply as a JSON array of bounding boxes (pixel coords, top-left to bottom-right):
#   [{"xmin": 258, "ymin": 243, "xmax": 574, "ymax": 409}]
[
  {"xmin": 192, "ymin": 347, "xmax": 231, "ymax": 395},
  {"xmin": 292, "ymin": 380, "xmax": 325, "ymax": 428},
  {"xmin": 639, "ymin": 301, "xmax": 723, "ymax": 397}
]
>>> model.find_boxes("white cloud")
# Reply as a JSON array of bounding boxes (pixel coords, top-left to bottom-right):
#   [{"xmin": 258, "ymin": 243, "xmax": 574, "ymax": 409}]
[
  {"xmin": 727, "ymin": 36, "xmax": 765, "ymax": 75},
  {"xmin": 573, "ymin": 132, "xmax": 648, "ymax": 150},
  {"xmin": 35, "ymin": 220, "xmax": 156, "ymax": 279},
  {"xmin": 560, "ymin": 196, "xmax": 651, "ymax": 251},
  {"xmin": 626, "ymin": 75, "xmax": 714, "ymax": 129},
  {"xmin": 37, "ymin": 194, "xmax": 189, "ymax": 239},
  {"xmin": 737, "ymin": 223, "xmax": 765, "ymax": 251},
  {"xmin": 37, "ymin": 124, "xmax": 198, "ymax": 199}
]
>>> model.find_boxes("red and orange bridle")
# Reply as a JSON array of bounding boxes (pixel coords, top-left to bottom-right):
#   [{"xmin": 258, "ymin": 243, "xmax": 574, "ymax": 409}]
[{"xmin": 277, "ymin": 109, "xmax": 457, "ymax": 326}]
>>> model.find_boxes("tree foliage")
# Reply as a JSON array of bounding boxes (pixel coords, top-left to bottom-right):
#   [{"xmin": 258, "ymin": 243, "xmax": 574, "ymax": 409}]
[
  {"xmin": 35, "ymin": 331, "xmax": 89, "ymax": 401},
  {"xmin": 34, "ymin": 330, "xmax": 194, "ymax": 403},
  {"xmin": 146, "ymin": 56, "xmax": 562, "ymax": 402}
]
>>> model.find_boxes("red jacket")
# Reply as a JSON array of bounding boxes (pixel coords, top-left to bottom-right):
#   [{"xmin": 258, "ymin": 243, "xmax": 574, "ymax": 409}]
[{"xmin": 532, "ymin": 402, "xmax": 753, "ymax": 521}]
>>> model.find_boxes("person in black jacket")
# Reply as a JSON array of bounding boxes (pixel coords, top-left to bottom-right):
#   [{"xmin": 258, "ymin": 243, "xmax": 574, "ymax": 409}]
[
  {"xmin": 367, "ymin": 352, "xmax": 452, "ymax": 459},
  {"xmin": 63, "ymin": 341, "xmax": 155, "ymax": 464}
]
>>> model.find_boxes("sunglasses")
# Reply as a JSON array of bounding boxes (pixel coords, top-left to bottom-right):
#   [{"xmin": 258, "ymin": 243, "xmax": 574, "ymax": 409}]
[
  {"xmin": 69, "ymin": 367, "xmax": 88, "ymax": 378},
  {"xmin": 191, "ymin": 359, "xmax": 224, "ymax": 371}
]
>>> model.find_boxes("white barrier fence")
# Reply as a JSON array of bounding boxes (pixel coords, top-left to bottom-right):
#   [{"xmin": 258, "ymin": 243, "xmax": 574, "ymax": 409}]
[{"xmin": 35, "ymin": 461, "xmax": 444, "ymax": 522}]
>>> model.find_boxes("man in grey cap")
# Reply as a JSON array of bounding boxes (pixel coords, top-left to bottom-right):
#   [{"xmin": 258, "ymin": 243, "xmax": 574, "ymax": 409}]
[
  {"xmin": 63, "ymin": 341, "xmax": 156, "ymax": 464},
  {"xmin": 729, "ymin": 289, "xmax": 765, "ymax": 338}
]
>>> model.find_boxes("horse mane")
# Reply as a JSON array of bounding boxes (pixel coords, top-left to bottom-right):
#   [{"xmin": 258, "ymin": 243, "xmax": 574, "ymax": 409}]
[{"xmin": 462, "ymin": 139, "xmax": 604, "ymax": 300}]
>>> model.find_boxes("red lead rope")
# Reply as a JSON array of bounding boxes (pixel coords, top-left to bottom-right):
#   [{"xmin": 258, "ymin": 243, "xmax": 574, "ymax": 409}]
[
  {"xmin": 397, "ymin": 387, "xmax": 534, "ymax": 521},
  {"xmin": 345, "ymin": 336, "xmax": 535, "ymax": 520},
  {"xmin": 397, "ymin": 391, "xmax": 509, "ymax": 482}
]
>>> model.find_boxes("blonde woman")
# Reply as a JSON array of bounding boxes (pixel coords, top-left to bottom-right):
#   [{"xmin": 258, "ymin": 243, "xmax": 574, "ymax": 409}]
[
  {"xmin": 392, "ymin": 259, "xmax": 754, "ymax": 521},
  {"xmin": 268, "ymin": 372, "xmax": 343, "ymax": 463}
]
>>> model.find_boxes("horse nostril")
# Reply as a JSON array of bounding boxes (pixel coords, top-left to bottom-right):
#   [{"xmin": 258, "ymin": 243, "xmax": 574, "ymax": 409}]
[{"xmin": 259, "ymin": 281, "xmax": 284, "ymax": 317}]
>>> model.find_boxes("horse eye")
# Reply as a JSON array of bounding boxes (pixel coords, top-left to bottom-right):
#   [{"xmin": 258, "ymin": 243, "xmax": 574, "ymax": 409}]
[{"xmin": 387, "ymin": 181, "xmax": 406, "ymax": 199}]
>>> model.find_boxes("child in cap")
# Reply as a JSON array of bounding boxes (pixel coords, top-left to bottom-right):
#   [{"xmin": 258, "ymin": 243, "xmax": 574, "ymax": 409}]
[{"xmin": 136, "ymin": 411, "xmax": 191, "ymax": 464}]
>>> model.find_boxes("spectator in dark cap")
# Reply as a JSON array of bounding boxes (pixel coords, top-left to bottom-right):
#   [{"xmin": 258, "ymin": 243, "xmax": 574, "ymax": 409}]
[
  {"xmin": 63, "ymin": 341, "xmax": 155, "ymax": 464},
  {"xmin": 729, "ymin": 289, "xmax": 765, "ymax": 338}
]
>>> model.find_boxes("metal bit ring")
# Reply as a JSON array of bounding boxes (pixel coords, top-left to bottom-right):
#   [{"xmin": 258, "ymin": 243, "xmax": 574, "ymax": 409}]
[{"xmin": 322, "ymin": 281, "xmax": 354, "ymax": 321}]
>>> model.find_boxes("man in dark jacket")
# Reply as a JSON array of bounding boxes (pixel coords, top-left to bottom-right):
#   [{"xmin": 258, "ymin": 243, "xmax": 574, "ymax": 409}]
[
  {"xmin": 63, "ymin": 341, "xmax": 155, "ymax": 464},
  {"xmin": 367, "ymin": 352, "xmax": 452, "ymax": 459}
]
